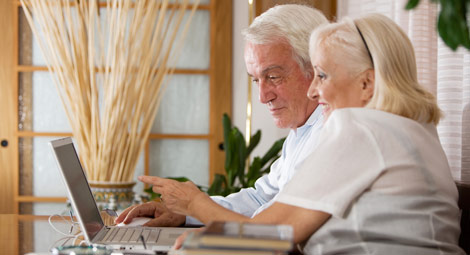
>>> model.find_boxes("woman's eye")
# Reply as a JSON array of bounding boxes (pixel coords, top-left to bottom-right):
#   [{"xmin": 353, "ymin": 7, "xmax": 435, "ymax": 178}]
[
  {"xmin": 252, "ymin": 78, "xmax": 259, "ymax": 84},
  {"xmin": 317, "ymin": 72, "xmax": 327, "ymax": 80}
]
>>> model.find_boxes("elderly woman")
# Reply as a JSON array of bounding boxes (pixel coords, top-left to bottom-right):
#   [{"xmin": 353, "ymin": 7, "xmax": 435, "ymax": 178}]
[{"xmin": 139, "ymin": 14, "xmax": 464, "ymax": 254}]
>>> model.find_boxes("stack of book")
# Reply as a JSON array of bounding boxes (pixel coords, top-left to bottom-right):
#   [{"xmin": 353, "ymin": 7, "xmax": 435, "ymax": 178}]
[{"xmin": 170, "ymin": 221, "xmax": 294, "ymax": 255}]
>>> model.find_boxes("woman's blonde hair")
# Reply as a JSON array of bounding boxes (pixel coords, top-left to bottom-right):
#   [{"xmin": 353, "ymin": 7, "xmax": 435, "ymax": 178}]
[{"xmin": 309, "ymin": 13, "xmax": 441, "ymax": 124}]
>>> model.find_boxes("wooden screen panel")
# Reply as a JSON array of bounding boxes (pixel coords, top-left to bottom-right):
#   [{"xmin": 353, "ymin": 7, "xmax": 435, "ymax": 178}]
[
  {"xmin": 0, "ymin": 0, "xmax": 19, "ymax": 214},
  {"xmin": 256, "ymin": 0, "xmax": 336, "ymax": 21},
  {"xmin": 0, "ymin": 215, "xmax": 19, "ymax": 255},
  {"xmin": 209, "ymin": 0, "xmax": 232, "ymax": 182}
]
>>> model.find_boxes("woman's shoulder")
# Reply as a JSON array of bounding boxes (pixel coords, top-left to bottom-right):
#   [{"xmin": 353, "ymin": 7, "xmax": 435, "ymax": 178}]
[
  {"xmin": 328, "ymin": 108, "xmax": 438, "ymax": 141},
  {"xmin": 330, "ymin": 108, "xmax": 420, "ymax": 126}
]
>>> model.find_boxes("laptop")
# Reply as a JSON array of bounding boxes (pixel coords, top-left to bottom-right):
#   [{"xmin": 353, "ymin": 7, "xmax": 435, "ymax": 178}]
[{"xmin": 50, "ymin": 137, "xmax": 192, "ymax": 252}]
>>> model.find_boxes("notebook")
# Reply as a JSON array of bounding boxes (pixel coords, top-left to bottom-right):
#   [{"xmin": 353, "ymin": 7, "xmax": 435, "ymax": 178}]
[{"xmin": 50, "ymin": 137, "xmax": 192, "ymax": 252}]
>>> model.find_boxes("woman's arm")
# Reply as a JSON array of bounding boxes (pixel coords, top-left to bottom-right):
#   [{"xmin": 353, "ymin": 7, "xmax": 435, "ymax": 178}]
[
  {"xmin": 250, "ymin": 202, "xmax": 330, "ymax": 243},
  {"xmin": 138, "ymin": 175, "xmax": 330, "ymax": 243},
  {"xmin": 187, "ymin": 192, "xmax": 330, "ymax": 243}
]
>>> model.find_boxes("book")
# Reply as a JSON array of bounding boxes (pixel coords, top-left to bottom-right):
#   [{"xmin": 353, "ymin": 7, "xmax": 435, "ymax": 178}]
[
  {"xmin": 169, "ymin": 247, "xmax": 283, "ymax": 255},
  {"xmin": 181, "ymin": 221, "xmax": 293, "ymax": 252}
]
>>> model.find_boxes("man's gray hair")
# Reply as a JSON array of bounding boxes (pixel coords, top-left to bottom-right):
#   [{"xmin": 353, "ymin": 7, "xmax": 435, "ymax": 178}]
[{"xmin": 242, "ymin": 4, "xmax": 328, "ymax": 77}]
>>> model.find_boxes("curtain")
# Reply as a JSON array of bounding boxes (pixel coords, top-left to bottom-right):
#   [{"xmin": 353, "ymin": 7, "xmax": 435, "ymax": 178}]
[{"xmin": 337, "ymin": 0, "xmax": 470, "ymax": 183}]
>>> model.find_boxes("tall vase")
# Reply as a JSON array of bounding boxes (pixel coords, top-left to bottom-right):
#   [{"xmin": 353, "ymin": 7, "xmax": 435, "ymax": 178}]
[{"xmin": 88, "ymin": 181, "xmax": 136, "ymax": 212}]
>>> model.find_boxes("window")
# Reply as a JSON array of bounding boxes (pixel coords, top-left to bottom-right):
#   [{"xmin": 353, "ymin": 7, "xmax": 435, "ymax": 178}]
[{"xmin": 0, "ymin": 0, "xmax": 232, "ymax": 216}]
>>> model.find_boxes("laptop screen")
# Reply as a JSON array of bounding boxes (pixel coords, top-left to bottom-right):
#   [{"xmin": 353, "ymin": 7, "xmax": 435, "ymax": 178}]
[{"xmin": 50, "ymin": 138, "xmax": 104, "ymax": 241}]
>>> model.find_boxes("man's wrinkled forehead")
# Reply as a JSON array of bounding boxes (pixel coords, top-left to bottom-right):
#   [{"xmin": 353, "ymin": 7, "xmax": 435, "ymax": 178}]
[{"xmin": 244, "ymin": 41, "xmax": 294, "ymax": 66}]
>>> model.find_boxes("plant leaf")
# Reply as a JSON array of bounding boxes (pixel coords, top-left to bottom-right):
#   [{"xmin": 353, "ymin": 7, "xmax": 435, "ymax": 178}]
[
  {"xmin": 246, "ymin": 130, "xmax": 261, "ymax": 156},
  {"xmin": 144, "ymin": 186, "xmax": 160, "ymax": 200},
  {"xmin": 405, "ymin": 0, "xmax": 420, "ymax": 10},
  {"xmin": 226, "ymin": 129, "xmax": 240, "ymax": 186},
  {"xmin": 168, "ymin": 176, "xmax": 191, "ymax": 182},
  {"xmin": 246, "ymin": 157, "xmax": 262, "ymax": 187},
  {"xmin": 223, "ymin": 114, "xmax": 232, "ymax": 170},
  {"xmin": 143, "ymin": 176, "xmax": 205, "ymax": 199},
  {"xmin": 207, "ymin": 174, "xmax": 227, "ymax": 196},
  {"xmin": 437, "ymin": 2, "xmax": 459, "ymax": 50},
  {"xmin": 260, "ymin": 137, "xmax": 285, "ymax": 166},
  {"xmin": 435, "ymin": 0, "xmax": 470, "ymax": 51},
  {"xmin": 233, "ymin": 127, "xmax": 247, "ymax": 186}
]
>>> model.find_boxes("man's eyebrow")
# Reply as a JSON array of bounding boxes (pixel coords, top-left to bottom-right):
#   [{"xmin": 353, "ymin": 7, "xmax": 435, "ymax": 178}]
[
  {"xmin": 261, "ymin": 65, "xmax": 284, "ymax": 75},
  {"xmin": 247, "ymin": 65, "xmax": 285, "ymax": 78}
]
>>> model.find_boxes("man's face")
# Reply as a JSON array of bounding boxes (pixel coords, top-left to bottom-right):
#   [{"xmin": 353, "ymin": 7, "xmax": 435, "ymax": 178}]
[{"xmin": 244, "ymin": 42, "xmax": 317, "ymax": 129}]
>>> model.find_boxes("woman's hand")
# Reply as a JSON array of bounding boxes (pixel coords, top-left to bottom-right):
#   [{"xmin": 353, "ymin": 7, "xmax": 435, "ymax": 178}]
[
  {"xmin": 138, "ymin": 175, "xmax": 209, "ymax": 216},
  {"xmin": 172, "ymin": 228, "xmax": 205, "ymax": 250}
]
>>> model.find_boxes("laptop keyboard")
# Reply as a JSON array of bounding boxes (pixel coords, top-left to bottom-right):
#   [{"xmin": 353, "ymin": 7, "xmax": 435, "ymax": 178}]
[{"xmin": 103, "ymin": 227, "xmax": 161, "ymax": 244}]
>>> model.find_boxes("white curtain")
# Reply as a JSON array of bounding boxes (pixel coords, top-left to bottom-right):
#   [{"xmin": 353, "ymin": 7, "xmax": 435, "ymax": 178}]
[{"xmin": 337, "ymin": 0, "xmax": 470, "ymax": 183}]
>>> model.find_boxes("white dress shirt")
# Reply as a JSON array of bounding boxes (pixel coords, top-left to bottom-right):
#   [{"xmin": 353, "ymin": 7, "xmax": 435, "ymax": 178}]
[{"xmin": 185, "ymin": 106, "xmax": 323, "ymax": 225}]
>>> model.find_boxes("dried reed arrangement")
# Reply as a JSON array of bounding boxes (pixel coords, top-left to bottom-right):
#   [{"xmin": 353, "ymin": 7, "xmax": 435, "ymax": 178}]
[{"xmin": 20, "ymin": 0, "xmax": 199, "ymax": 183}]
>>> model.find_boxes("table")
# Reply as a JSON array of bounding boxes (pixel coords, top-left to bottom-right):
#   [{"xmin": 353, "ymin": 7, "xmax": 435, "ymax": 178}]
[
  {"xmin": 0, "ymin": 214, "xmax": 300, "ymax": 255},
  {"xmin": 0, "ymin": 214, "xmax": 96, "ymax": 255}
]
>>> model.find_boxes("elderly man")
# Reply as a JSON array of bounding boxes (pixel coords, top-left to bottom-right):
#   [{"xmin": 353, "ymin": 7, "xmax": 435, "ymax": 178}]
[{"xmin": 115, "ymin": 4, "xmax": 328, "ymax": 227}]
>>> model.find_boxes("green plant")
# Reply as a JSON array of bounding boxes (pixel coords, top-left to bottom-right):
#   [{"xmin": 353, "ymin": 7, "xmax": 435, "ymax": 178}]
[
  {"xmin": 207, "ymin": 114, "xmax": 285, "ymax": 196},
  {"xmin": 144, "ymin": 113, "xmax": 285, "ymax": 199},
  {"xmin": 405, "ymin": 0, "xmax": 470, "ymax": 51}
]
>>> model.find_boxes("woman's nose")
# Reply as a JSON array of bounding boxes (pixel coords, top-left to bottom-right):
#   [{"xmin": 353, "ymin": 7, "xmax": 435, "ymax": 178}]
[{"xmin": 307, "ymin": 80, "xmax": 319, "ymax": 101}]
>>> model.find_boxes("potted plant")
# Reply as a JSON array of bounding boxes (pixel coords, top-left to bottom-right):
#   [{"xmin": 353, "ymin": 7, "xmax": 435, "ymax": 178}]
[
  {"xmin": 207, "ymin": 114, "xmax": 285, "ymax": 196},
  {"xmin": 145, "ymin": 113, "xmax": 285, "ymax": 199}
]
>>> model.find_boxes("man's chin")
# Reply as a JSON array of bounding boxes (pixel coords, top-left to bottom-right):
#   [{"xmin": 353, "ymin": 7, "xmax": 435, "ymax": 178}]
[{"xmin": 274, "ymin": 119, "xmax": 290, "ymax": 129}]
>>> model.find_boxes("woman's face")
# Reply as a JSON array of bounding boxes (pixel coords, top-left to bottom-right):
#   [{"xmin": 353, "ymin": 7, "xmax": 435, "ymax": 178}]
[{"xmin": 307, "ymin": 45, "xmax": 373, "ymax": 120}]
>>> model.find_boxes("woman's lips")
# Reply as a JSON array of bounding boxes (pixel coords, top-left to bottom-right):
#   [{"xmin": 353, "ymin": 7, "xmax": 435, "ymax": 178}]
[{"xmin": 319, "ymin": 102, "xmax": 330, "ymax": 115}]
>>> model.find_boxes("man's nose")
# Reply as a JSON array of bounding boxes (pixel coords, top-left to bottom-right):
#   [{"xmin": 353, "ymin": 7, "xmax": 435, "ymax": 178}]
[
  {"xmin": 258, "ymin": 80, "xmax": 275, "ymax": 104},
  {"xmin": 307, "ymin": 80, "xmax": 319, "ymax": 101}
]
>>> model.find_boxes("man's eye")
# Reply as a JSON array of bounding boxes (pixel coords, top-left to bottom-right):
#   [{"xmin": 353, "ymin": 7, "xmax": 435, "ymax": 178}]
[
  {"xmin": 317, "ymin": 73, "xmax": 327, "ymax": 80},
  {"xmin": 268, "ymin": 75, "xmax": 280, "ymax": 80}
]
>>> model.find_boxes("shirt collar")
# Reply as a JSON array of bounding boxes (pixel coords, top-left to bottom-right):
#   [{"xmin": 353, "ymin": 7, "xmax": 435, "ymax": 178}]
[{"xmin": 292, "ymin": 105, "xmax": 323, "ymax": 136}]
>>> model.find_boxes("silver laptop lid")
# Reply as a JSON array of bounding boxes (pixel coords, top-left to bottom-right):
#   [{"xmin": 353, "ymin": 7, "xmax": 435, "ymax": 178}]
[{"xmin": 50, "ymin": 137, "xmax": 105, "ymax": 242}]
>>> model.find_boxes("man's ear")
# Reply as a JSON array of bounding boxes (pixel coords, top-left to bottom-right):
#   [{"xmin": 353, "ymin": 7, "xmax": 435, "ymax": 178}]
[{"xmin": 361, "ymin": 69, "xmax": 375, "ymax": 102}]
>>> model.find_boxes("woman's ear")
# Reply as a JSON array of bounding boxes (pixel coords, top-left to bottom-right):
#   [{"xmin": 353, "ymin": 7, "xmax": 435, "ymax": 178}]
[{"xmin": 361, "ymin": 69, "xmax": 375, "ymax": 102}]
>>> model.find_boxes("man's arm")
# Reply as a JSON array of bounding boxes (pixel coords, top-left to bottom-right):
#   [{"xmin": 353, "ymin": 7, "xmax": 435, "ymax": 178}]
[
  {"xmin": 212, "ymin": 173, "xmax": 280, "ymax": 213},
  {"xmin": 119, "ymin": 156, "xmax": 284, "ymax": 227},
  {"xmin": 115, "ymin": 174, "xmax": 278, "ymax": 227}
]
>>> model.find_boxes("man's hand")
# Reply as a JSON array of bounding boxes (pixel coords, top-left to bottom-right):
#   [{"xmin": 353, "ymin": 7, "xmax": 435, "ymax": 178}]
[
  {"xmin": 138, "ymin": 175, "xmax": 210, "ymax": 216},
  {"xmin": 114, "ymin": 201, "xmax": 186, "ymax": 227}
]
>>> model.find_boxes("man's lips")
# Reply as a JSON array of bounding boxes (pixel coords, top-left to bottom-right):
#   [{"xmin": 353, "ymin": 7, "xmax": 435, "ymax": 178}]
[{"xmin": 269, "ymin": 107, "xmax": 284, "ymax": 114}]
